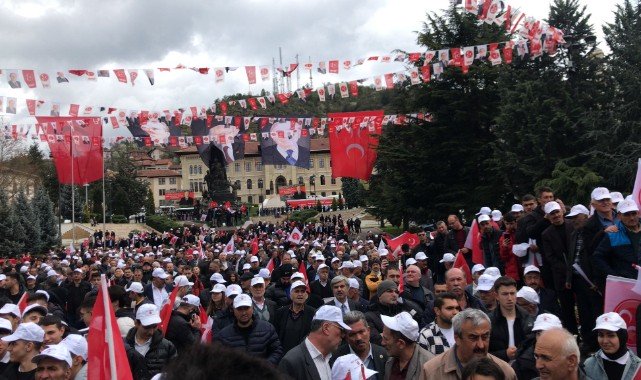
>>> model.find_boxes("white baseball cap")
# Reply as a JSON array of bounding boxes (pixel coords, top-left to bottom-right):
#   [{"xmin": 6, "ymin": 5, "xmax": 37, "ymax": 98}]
[
  {"xmin": 491, "ymin": 210, "xmax": 503, "ymax": 222},
  {"xmin": 439, "ymin": 253, "xmax": 455, "ymax": 263},
  {"xmin": 0, "ymin": 318, "xmax": 11, "ymax": 332},
  {"xmin": 152, "ymin": 268, "xmax": 168, "ymax": 279},
  {"xmin": 512, "ymin": 243, "xmax": 530, "ymax": 258},
  {"xmin": 567, "ymin": 204, "xmax": 589, "ymax": 218},
  {"xmin": 352, "ymin": 260, "xmax": 362, "ymax": 268},
  {"xmin": 181, "ymin": 294, "xmax": 201, "ymax": 308},
  {"xmin": 210, "ymin": 284, "xmax": 227, "ymax": 293},
  {"xmin": 331, "ymin": 257, "xmax": 340, "ymax": 263},
  {"xmin": 471, "ymin": 264, "xmax": 485, "ymax": 274},
  {"xmin": 174, "ymin": 275, "xmax": 193, "ymax": 288},
  {"xmin": 210, "ymin": 273, "xmax": 227, "ymax": 283},
  {"xmin": 381, "ymin": 312, "xmax": 419, "ymax": 342},
  {"xmin": 359, "ymin": 255, "xmax": 369, "ymax": 262},
  {"xmin": 233, "ymin": 294, "xmax": 253, "ymax": 309},
  {"xmin": 2, "ymin": 322, "xmax": 44, "ymax": 342},
  {"xmin": 511, "ymin": 204, "xmax": 524, "ymax": 213},
  {"xmin": 405, "ymin": 258, "xmax": 417, "ymax": 266},
  {"xmin": 251, "ymin": 276, "xmax": 265, "ymax": 287},
  {"xmin": 618, "ymin": 199, "xmax": 640, "ymax": 214},
  {"xmin": 61, "ymin": 334, "xmax": 88, "ymax": 360},
  {"xmin": 258, "ymin": 268, "xmax": 271, "ymax": 279},
  {"xmin": 313, "ymin": 305, "xmax": 352, "ymax": 330},
  {"xmin": 594, "ymin": 312, "xmax": 627, "ymax": 331},
  {"xmin": 250, "ymin": 256, "xmax": 259, "ymax": 263},
  {"xmin": 477, "ymin": 274, "xmax": 497, "ymax": 292},
  {"xmin": 611, "ymin": 192, "xmax": 625, "ymax": 204},
  {"xmin": 125, "ymin": 282, "xmax": 144, "ymax": 294},
  {"xmin": 415, "ymin": 252, "xmax": 428, "ymax": 261},
  {"xmin": 242, "ymin": 263, "xmax": 251, "ymax": 270},
  {"xmin": 23, "ymin": 304, "xmax": 47, "ymax": 317},
  {"xmin": 32, "ymin": 344, "xmax": 72, "ymax": 367},
  {"xmin": 0, "ymin": 304, "xmax": 20, "ymax": 318},
  {"xmin": 47, "ymin": 270, "xmax": 58, "ymax": 278},
  {"xmin": 291, "ymin": 272, "xmax": 305, "ymax": 281},
  {"xmin": 26, "ymin": 275, "xmax": 36, "ymax": 281},
  {"xmin": 36, "ymin": 290, "xmax": 50, "ymax": 302},
  {"xmin": 523, "ymin": 265, "xmax": 540, "ymax": 275},
  {"xmin": 331, "ymin": 354, "xmax": 377, "ymax": 380},
  {"xmin": 477, "ymin": 214, "xmax": 491, "ymax": 223},
  {"xmin": 544, "ymin": 201, "xmax": 561, "ymax": 215},
  {"xmin": 516, "ymin": 286, "xmax": 540, "ymax": 304},
  {"xmin": 317, "ymin": 264, "xmax": 329, "ymax": 271},
  {"xmin": 591, "ymin": 187, "xmax": 611, "ymax": 201},
  {"xmin": 225, "ymin": 284, "xmax": 242, "ymax": 298},
  {"xmin": 291, "ymin": 280, "xmax": 307, "ymax": 290},
  {"xmin": 348, "ymin": 278, "xmax": 359, "ymax": 290},
  {"xmin": 136, "ymin": 304, "xmax": 161, "ymax": 326},
  {"xmin": 532, "ymin": 313, "xmax": 563, "ymax": 332},
  {"xmin": 476, "ymin": 207, "xmax": 492, "ymax": 216},
  {"xmin": 339, "ymin": 261, "xmax": 354, "ymax": 270}
]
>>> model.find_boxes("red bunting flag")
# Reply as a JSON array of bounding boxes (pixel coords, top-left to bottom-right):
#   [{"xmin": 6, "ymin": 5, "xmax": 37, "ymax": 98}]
[
  {"xmin": 328, "ymin": 60, "xmax": 339, "ymax": 74},
  {"xmin": 22, "ymin": 70, "xmax": 36, "ymax": 88},
  {"xmin": 87, "ymin": 275, "xmax": 133, "ymax": 380},
  {"xmin": 250, "ymin": 237, "xmax": 259, "ymax": 255},
  {"xmin": 245, "ymin": 66, "xmax": 257, "ymax": 84},
  {"xmin": 113, "ymin": 69, "xmax": 127, "ymax": 83}
]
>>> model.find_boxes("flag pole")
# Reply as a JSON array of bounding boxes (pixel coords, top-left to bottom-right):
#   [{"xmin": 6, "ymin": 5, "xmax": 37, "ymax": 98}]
[
  {"xmin": 100, "ymin": 274, "xmax": 118, "ymax": 380},
  {"xmin": 102, "ymin": 145, "xmax": 106, "ymax": 249},
  {"xmin": 71, "ymin": 122, "xmax": 76, "ymax": 248}
]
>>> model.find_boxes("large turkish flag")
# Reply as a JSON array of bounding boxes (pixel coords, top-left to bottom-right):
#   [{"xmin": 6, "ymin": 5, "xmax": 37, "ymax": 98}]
[{"xmin": 328, "ymin": 110, "xmax": 383, "ymax": 180}]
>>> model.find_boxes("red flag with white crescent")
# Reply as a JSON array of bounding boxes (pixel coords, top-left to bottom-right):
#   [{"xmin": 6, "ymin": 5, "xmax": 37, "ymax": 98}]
[
  {"xmin": 454, "ymin": 251, "xmax": 473, "ymax": 284},
  {"xmin": 245, "ymin": 66, "xmax": 257, "ymax": 84},
  {"xmin": 250, "ymin": 237, "xmax": 259, "ymax": 255},
  {"xmin": 464, "ymin": 220, "xmax": 484, "ymax": 265},
  {"xmin": 159, "ymin": 287, "xmax": 179, "ymax": 336},
  {"xmin": 17, "ymin": 292, "xmax": 28, "ymax": 313},
  {"xmin": 387, "ymin": 232, "xmax": 420, "ymax": 252},
  {"xmin": 223, "ymin": 235, "xmax": 235, "ymax": 255},
  {"xmin": 288, "ymin": 227, "xmax": 303, "ymax": 245}
]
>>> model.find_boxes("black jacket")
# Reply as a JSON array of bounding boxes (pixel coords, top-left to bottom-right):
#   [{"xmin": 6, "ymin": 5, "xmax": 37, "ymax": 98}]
[
  {"xmin": 125, "ymin": 328, "xmax": 177, "ymax": 377},
  {"xmin": 273, "ymin": 304, "xmax": 316, "ymax": 354},
  {"xmin": 165, "ymin": 310, "xmax": 201, "ymax": 355},
  {"xmin": 123, "ymin": 340, "xmax": 150, "ymax": 380},
  {"xmin": 64, "ymin": 280, "xmax": 92, "ymax": 314},
  {"xmin": 330, "ymin": 343, "xmax": 388, "ymax": 380},
  {"xmin": 365, "ymin": 299, "xmax": 423, "ymax": 346},
  {"xmin": 422, "ymin": 288, "xmax": 487, "ymax": 326},
  {"xmin": 511, "ymin": 335, "xmax": 538, "ymax": 380},
  {"xmin": 265, "ymin": 282, "xmax": 291, "ymax": 307},
  {"xmin": 488, "ymin": 305, "xmax": 535, "ymax": 362},
  {"xmin": 217, "ymin": 319, "xmax": 283, "ymax": 365},
  {"xmin": 516, "ymin": 206, "xmax": 548, "ymax": 244},
  {"xmin": 541, "ymin": 221, "xmax": 575, "ymax": 290},
  {"xmin": 278, "ymin": 341, "xmax": 322, "ymax": 380}
]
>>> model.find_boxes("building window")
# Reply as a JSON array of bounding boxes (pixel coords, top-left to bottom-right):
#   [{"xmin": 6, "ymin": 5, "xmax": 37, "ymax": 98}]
[
  {"xmin": 319, "ymin": 158, "xmax": 325, "ymax": 168},
  {"xmin": 234, "ymin": 162, "xmax": 241, "ymax": 172},
  {"xmin": 245, "ymin": 162, "xmax": 252, "ymax": 172},
  {"xmin": 289, "ymin": 180, "xmax": 292, "ymax": 186},
  {"xmin": 247, "ymin": 179, "xmax": 252, "ymax": 189},
  {"xmin": 332, "ymin": 191, "xmax": 337, "ymax": 195},
  {"xmin": 320, "ymin": 175, "xmax": 325, "ymax": 186},
  {"xmin": 269, "ymin": 181, "xmax": 274, "ymax": 190},
  {"xmin": 275, "ymin": 164, "xmax": 284, "ymax": 170},
  {"xmin": 158, "ymin": 178, "xmax": 166, "ymax": 185},
  {"xmin": 331, "ymin": 177, "xmax": 336, "ymax": 185},
  {"xmin": 298, "ymin": 176, "xmax": 304, "ymax": 185},
  {"xmin": 235, "ymin": 180, "xmax": 241, "ymax": 190},
  {"xmin": 258, "ymin": 179, "xmax": 264, "ymax": 189},
  {"xmin": 259, "ymin": 196, "xmax": 264, "ymax": 203},
  {"xmin": 255, "ymin": 162, "xmax": 263, "ymax": 171},
  {"xmin": 189, "ymin": 165, "xmax": 193, "ymax": 175},
  {"xmin": 198, "ymin": 166, "xmax": 203, "ymax": 174},
  {"xmin": 321, "ymin": 192, "xmax": 326, "ymax": 196},
  {"xmin": 309, "ymin": 176, "xmax": 315, "ymax": 185},
  {"xmin": 169, "ymin": 177, "xmax": 176, "ymax": 185},
  {"xmin": 159, "ymin": 189, "xmax": 166, "ymax": 196},
  {"xmin": 248, "ymin": 196, "xmax": 253, "ymax": 204},
  {"xmin": 309, "ymin": 159, "xmax": 314, "ymax": 168}
]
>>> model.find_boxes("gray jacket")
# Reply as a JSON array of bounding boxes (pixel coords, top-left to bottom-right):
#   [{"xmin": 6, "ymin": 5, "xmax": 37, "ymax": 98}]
[
  {"xmin": 583, "ymin": 349, "xmax": 641, "ymax": 380},
  {"xmin": 384, "ymin": 344, "xmax": 434, "ymax": 380}
]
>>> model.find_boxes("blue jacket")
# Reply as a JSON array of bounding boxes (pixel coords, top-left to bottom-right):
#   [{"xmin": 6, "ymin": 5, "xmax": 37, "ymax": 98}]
[
  {"xmin": 593, "ymin": 220, "xmax": 640, "ymax": 279},
  {"xmin": 584, "ymin": 349, "xmax": 641, "ymax": 380},
  {"xmin": 217, "ymin": 319, "xmax": 283, "ymax": 365}
]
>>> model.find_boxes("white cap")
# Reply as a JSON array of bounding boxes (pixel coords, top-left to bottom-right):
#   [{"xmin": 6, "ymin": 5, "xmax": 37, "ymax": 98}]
[
  {"xmin": 594, "ymin": 312, "xmax": 627, "ymax": 331},
  {"xmin": 313, "ymin": 306, "xmax": 352, "ymax": 330},
  {"xmin": 242, "ymin": 263, "xmax": 251, "ymax": 270},
  {"xmin": 331, "ymin": 354, "xmax": 377, "ymax": 380},
  {"xmin": 0, "ymin": 318, "xmax": 12, "ymax": 332},
  {"xmin": 47, "ymin": 270, "xmax": 58, "ymax": 277},
  {"xmin": 516, "ymin": 286, "xmax": 540, "ymax": 304},
  {"xmin": 152, "ymin": 268, "xmax": 168, "ymax": 279},
  {"xmin": 233, "ymin": 294, "xmax": 253, "ymax": 308},
  {"xmin": 2, "ymin": 322, "xmax": 44, "ymax": 342},
  {"xmin": 0, "ymin": 304, "xmax": 20, "ymax": 318},
  {"xmin": 491, "ymin": 210, "xmax": 503, "ymax": 222},
  {"xmin": 250, "ymin": 256, "xmax": 259, "ymax": 263},
  {"xmin": 567, "ymin": 204, "xmax": 590, "ymax": 217},
  {"xmin": 26, "ymin": 275, "xmax": 36, "ymax": 281},
  {"xmin": 611, "ymin": 192, "xmax": 625, "ymax": 204},
  {"xmin": 291, "ymin": 280, "xmax": 307, "ymax": 290},
  {"xmin": 523, "ymin": 265, "xmax": 540, "ymax": 275},
  {"xmin": 352, "ymin": 260, "xmax": 362, "ymax": 268},
  {"xmin": 251, "ymin": 276, "xmax": 265, "ymax": 287},
  {"xmin": 359, "ymin": 255, "xmax": 369, "ymax": 262},
  {"xmin": 32, "ymin": 344, "xmax": 72, "ymax": 367},
  {"xmin": 477, "ymin": 214, "xmax": 491, "ymax": 223},
  {"xmin": 0, "ymin": 274, "xmax": 6, "ymax": 282},
  {"xmin": 339, "ymin": 261, "xmax": 354, "ymax": 270},
  {"xmin": 331, "ymin": 257, "xmax": 340, "ymax": 263},
  {"xmin": 405, "ymin": 258, "xmax": 417, "ymax": 266},
  {"xmin": 19, "ymin": 267, "xmax": 28, "ymax": 274},
  {"xmin": 136, "ymin": 304, "xmax": 161, "ymax": 326},
  {"xmin": 476, "ymin": 207, "xmax": 492, "ymax": 216},
  {"xmin": 61, "ymin": 334, "xmax": 88, "ymax": 360},
  {"xmin": 125, "ymin": 282, "xmax": 144, "ymax": 294},
  {"xmin": 36, "ymin": 290, "xmax": 50, "ymax": 302},
  {"xmin": 477, "ymin": 274, "xmax": 497, "ymax": 292},
  {"xmin": 162, "ymin": 258, "xmax": 171, "ymax": 263},
  {"xmin": 471, "ymin": 264, "xmax": 485, "ymax": 274},
  {"xmin": 291, "ymin": 272, "xmax": 305, "ymax": 281},
  {"xmin": 225, "ymin": 284, "xmax": 242, "ymax": 298},
  {"xmin": 544, "ymin": 201, "xmax": 561, "ymax": 215},
  {"xmin": 210, "ymin": 284, "xmax": 227, "ymax": 293},
  {"xmin": 591, "ymin": 187, "xmax": 611, "ymax": 201},
  {"xmin": 73, "ymin": 268, "xmax": 83, "ymax": 274},
  {"xmin": 484, "ymin": 267, "xmax": 500, "ymax": 277},
  {"xmin": 23, "ymin": 304, "xmax": 47, "ymax": 317},
  {"xmin": 512, "ymin": 243, "xmax": 530, "ymax": 258},
  {"xmin": 210, "ymin": 273, "xmax": 227, "ymax": 283},
  {"xmin": 181, "ymin": 294, "xmax": 200, "ymax": 308},
  {"xmin": 618, "ymin": 199, "xmax": 640, "ymax": 214},
  {"xmin": 258, "ymin": 268, "xmax": 271, "ymax": 279},
  {"xmin": 511, "ymin": 204, "xmax": 524, "ymax": 213},
  {"xmin": 174, "ymin": 275, "xmax": 193, "ymax": 288},
  {"xmin": 532, "ymin": 313, "xmax": 563, "ymax": 332},
  {"xmin": 439, "ymin": 253, "xmax": 455, "ymax": 263},
  {"xmin": 317, "ymin": 264, "xmax": 329, "ymax": 271},
  {"xmin": 415, "ymin": 252, "xmax": 428, "ymax": 261},
  {"xmin": 348, "ymin": 278, "xmax": 359, "ymax": 290},
  {"xmin": 381, "ymin": 312, "xmax": 419, "ymax": 342}
]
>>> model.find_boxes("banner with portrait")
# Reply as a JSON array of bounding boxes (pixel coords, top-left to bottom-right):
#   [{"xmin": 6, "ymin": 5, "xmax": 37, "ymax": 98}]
[
  {"xmin": 260, "ymin": 117, "xmax": 311, "ymax": 168},
  {"xmin": 189, "ymin": 115, "xmax": 246, "ymax": 168},
  {"xmin": 123, "ymin": 110, "xmax": 182, "ymax": 147}
]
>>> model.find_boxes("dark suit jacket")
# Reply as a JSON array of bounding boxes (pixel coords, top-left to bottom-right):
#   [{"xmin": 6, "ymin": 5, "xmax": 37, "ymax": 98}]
[
  {"xmin": 254, "ymin": 298, "xmax": 278, "ymax": 325},
  {"xmin": 540, "ymin": 221, "xmax": 575, "ymax": 290},
  {"xmin": 143, "ymin": 283, "xmax": 174, "ymax": 306},
  {"xmin": 261, "ymin": 144, "xmax": 310, "ymax": 167},
  {"xmin": 278, "ymin": 341, "xmax": 321, "ymax": 380},
  {"xmin": 330, "ymin": 343, "xmax": 388, "ymax": 380},
  {"xmin": 324, "ymin": 298, "xmax": 365, "ymax": 313}
]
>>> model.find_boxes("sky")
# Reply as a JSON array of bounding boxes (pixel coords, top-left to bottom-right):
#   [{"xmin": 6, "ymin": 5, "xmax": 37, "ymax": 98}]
[{"xmin": 0, "ymin": 0, "xmax": 622, "ymax": 129}]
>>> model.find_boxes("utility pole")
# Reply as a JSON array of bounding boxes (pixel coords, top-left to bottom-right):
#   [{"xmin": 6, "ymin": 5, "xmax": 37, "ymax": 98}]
[
  {"xmin": 295, "ymin": 54, "xmax": 300, "ymax": 90},
  {"xmin": 278, "ymin": 47, "xmax": 284, "ymax": 94},
  {"xmin": 309, "ymin": 56, "xmax": 313, "ymax": 88}
]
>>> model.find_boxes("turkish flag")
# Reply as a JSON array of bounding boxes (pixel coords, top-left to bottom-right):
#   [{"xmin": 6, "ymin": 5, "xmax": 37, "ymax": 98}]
[
  {"xmin": 328, "ymin": 60, "xmax": 339, "ymax": 73},
  {"xmin": 87, "ymin": 275, "xmax": 133, "ymax": 380},
  {"xmin": 387, "ymin": 232, "xmax": 420, "ymax": 252},
  {"xmin": 288, "ymin": 227, "xmax": 303, "ymax": 245},
  {"xmin": 22, "ymin": 70, "xmax": 37, "ymax": 88},
  {"xmin": 454, "ymin": 251, "xmax": 473, "ymax": 284},
  {"xmin": 464, "ymin": 220, "xmax": 484, "ymax": 265},
  {"xmin": 328, "ymin": 111, "xmax": 383, "ymax": 180},
  {"xmin": 245, "ymin": 66, "xmax": 257, "ymax": 84},
  {"xmin": 159, "ymin": 286, "xmax": 180, "ymax": 335},
  {"xmin": 250, "ymin": 237, "xmax": 259, "ymax": 255}
]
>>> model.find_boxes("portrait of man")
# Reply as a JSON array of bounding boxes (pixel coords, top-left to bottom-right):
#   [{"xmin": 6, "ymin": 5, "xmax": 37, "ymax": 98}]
[
  {"xmin": 7, "ymin": 71, "xmax": 21, "ymax": 88},
  {"xmin": 5, "ymin": 97, "xmax": 16, "ymax": 114},
  {"xmin": 261, "ymin": 118, "xmax": 310, "ymax": 168},
  {"xmin": 56, "ymin": 72, "xmax": 69, "ymax": 83},
  {"xmin": 50, "ymin": 103, "xmax": 60, "ymax": 116},
  {"xmin": 141, "ymin": 112, "xmax": 170, "ymax": 144},
  {"xmin": 190, "ymin": 117, "xmax": 245, "ymax": 169},
  {"xmin": 209, "ymin": 123, "xmax": 242, "ymax": 163}
]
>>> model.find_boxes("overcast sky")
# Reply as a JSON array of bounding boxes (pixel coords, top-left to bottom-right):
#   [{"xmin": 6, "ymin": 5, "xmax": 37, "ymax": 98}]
[{"xmin": 0, "ymin": 0, "xmax": 621, "ymax": 127}]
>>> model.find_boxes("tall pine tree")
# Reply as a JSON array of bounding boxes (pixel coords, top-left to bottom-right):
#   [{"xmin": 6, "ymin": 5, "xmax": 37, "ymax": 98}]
[
  {"xmin": 0, "ymin": 189, "xmax": 25, "ymax": 256},
  {"xmin": 13, "ymin": 190, "xmax": 40, "ymax": 254},
  {"xmin": 33, "ymin": 186, "xmax": 59, "ymax": 249}
]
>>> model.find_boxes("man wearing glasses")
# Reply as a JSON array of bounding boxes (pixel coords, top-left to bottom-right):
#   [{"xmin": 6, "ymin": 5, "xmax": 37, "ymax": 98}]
[{"xmin": 125, "ymin": 304, "xmax": 176, "ymax": 378}]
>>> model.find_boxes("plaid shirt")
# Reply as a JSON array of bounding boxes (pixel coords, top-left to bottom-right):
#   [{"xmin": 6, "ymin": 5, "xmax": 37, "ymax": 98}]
[{"xmin": 418, "ymin": 321, "xmax": 451, "ymax": 355}]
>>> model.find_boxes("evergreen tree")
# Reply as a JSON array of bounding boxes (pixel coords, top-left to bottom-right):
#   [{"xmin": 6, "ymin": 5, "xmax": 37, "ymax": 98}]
[
  {"xmin": 59, "ymin": 185, "xmax": 83, "ymax": 221},
  {"xmin": 13, "ymin": 190, "xmax": 40, "ymax": 254},
  {"xmin": 0, "ymin": 189, "xmax": 25, "ymax": 256},
  {"xmin": 33, "ymin": 186, "xmax": 59, "ymax": 249},
  {"xmin": 341, "ymin": 178, "xmax": 366, "ymax": 207},
  {"xmin": 144, "ymin": 187, "xmax": 156, "ymax": 215}
]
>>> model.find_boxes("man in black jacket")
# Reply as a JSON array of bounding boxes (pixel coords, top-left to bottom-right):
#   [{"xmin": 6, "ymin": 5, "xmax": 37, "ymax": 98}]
[
  {"xmin": 126, "ymin": 304, "xmax": 177, "ymax": 378},
  {"xmin": 422, "ymin": 268, "xmax": 487, "ymax": 326},
  {"xmin": 309, "ymin": 264, "xmax": 332, "ymax": 309},
  {"xmin": 217, "ymin": 294, "xmax": 283, "ymax": 365},
  {"xmin": 365, "ymin": 280, "xmax": 423, "ymax": 345},
  {"xmin": 64, "ymin": 269, "xmax": 91, "ymax": 329},
  {"xmin": 165, "ymin": 295, "xmax": 202, "ymax": 355},
  {"xmin": 265, "ymin": 264, "xmax": 293, "ymax": 307},
  {"xmin": 274, "ymin": 280, "xmax": 317, "ymax": 353},
  {"xmin": 488, "ymin": 276, "xmax": 534, "ymax": 362}
]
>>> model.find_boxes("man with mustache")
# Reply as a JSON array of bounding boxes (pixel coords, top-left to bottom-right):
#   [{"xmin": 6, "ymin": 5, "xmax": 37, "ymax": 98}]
[
  {"xmin": 421, "ymin": 308, "xmax": 517, "ymax": 379},
  {"xmin": 422, "ymin": 268, "xmax": 486, "ymax": 325}
]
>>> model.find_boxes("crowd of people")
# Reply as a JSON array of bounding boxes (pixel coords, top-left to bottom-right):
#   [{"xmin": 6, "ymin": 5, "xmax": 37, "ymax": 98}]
[{"xmin": 0, "ymin": 185, "xmax": 638, "ymax": 379}]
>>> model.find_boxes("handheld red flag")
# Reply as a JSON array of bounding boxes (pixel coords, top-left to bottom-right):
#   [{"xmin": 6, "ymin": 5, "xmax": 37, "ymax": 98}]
[
  {"xmin": 159, "ymin": 287, "xmax": 180, "ymax": 336},
  {"xmin": 87, "ymin": 275, "xmax": 133, "ymax": 380},
  {"xmin": 297, "ymin": 260, "xmax": 311, "ymax": 292},
  {"xmin": 250, "ymin": 237, "xmax": 259, "ymax": 255},
  {"xmin": 387, "ymin": 232, "xmax": 421, "ymax": 252},
  {"xmin": 464, "ymin": 220, "xmax": 484, "ymax": 265},
  {"xmin": 17, "ymin": 292, "xmax": 28, "ymax": 313},
  {"xmin": 453, "ymin": 251, "xmax": 473, "ymax": 284}
]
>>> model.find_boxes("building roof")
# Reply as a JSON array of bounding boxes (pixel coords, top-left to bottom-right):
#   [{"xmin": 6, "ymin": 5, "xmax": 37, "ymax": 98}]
[{"xmin": 137, "ymin": 169, "xmax": 181, "ymax": 178}]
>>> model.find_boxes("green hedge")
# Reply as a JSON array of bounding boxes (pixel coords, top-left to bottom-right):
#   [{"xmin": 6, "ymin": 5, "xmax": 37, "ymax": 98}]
[
  {"xmin": 289, "ymin": 209, "xmax": 319, "ymax": 223},
  {"xmin": 146, "ymin": 215, "xmax": 181, "ymax": 232},
  {"xmin": 112, "ymin": 215, "xmax": 128, "ymax": 224}
]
